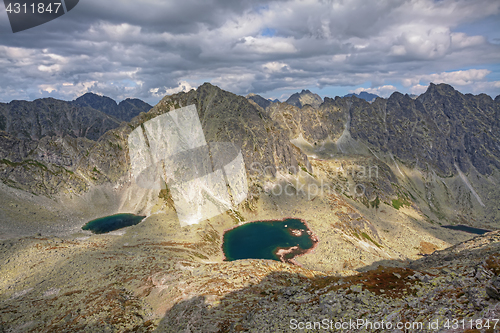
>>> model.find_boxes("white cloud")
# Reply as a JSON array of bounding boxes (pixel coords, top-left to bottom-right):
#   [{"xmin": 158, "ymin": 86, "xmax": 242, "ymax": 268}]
[
  {"xmin": 263, "ymin": 62, "xmax": 288, "ymax": 72},
  {"xmin": 408, "ymin": 84, "xmax": 428, "ymax": 95},
  {"xmin": 0, "ymin": 0, "xmax": 499, "ymax": 103},
  {"xmin": 38, "ymin": 64, "xmax": 62, "ymax": 73},
  {"xmin": 390, "ymin": 45, "xmax": 406, "ymax": 56},
  {"xmin": 235, "ymin": 36, "xmax": 297, "ymax": 54},
  {"xmin": 212, "ymin": 73, "xmax": 256, "ymax": 93},
  {"xmin": 464, "ymin": 80, "xmax": 500, "ymax": 94},
  {"xmin": 425, "ymin": 69, "xmax": 491, "ymax": 85},
  {"xmin": 391, "ymin": 27, "xmax": 452, "ymax": 59},
  {"xmin": 349, "ymin": 85, "xmax": 398, "ymax": 98},
  {"xmin": 404, "ymin": 69, "xmax": 498, "ymax": 96},
  {"xmin": 451, "ymin": 33, "xmax": 485, "ymax": 49},
  {"xmin": 39, "ymin": 84, "xmax": 57, "ymax": 93},
  {"xmin": 150, "ymin": 81, "xmax": 195, "ymax": 98},
  {"xmin": 403, "ymin": 69, "xmax": 492, "ymax": 88}
]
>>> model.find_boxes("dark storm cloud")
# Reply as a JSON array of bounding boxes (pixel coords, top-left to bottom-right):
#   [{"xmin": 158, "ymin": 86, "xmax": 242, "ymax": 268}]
[{"xmin": 0, "ymin": 0, "xmax": 499, "ymax": 104}]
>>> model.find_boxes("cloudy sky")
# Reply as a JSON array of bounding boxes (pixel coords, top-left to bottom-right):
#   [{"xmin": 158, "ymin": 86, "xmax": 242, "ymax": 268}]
[{"xmin": 0, "ymin": 0, "xmax": 499, "ymax": 105}]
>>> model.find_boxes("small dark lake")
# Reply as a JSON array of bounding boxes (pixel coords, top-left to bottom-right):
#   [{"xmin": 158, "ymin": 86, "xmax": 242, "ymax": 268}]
[
  {"xmin": 441, "ymin": 225, "xmax": 491, "ymax": 235},
  {"xmin": 222, "ymin": 218, "xmax": 318, "ymax": 264},
  {"xmin": 82, "ymin": 213, "xmax": 146, "ymax": 234}
]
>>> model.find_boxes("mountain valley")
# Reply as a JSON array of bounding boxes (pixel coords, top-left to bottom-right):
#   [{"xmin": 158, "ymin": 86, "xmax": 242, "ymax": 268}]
[{"xmin": 0, "ymin": 83, "xmax": 499, "ymax": 332}]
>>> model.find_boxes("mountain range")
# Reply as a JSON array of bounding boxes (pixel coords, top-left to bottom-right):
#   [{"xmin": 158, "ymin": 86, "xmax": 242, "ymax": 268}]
[
  {"xmin": 1, "ymin": 83, "xmax": 499, "ymax": 227},
  {"xmin": 285, "ymin": 89, "xmax": 323, "ymax": 108},
  {"xmin": 1, "ymin": 83, "xmax": 499, "ymax": 224},
  {"xmin": 0, "ymin": 93, "xmax": 152, "ymax": 142},
  {"xmin": 0, "ymin": 83, "xmax": 499, "ymax": 331}
]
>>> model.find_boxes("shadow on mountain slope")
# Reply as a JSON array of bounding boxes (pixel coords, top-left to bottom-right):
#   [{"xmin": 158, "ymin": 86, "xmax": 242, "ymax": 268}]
[{"xmin": 154, "ymin": 231, "xmax": 500, "ymax": 333}]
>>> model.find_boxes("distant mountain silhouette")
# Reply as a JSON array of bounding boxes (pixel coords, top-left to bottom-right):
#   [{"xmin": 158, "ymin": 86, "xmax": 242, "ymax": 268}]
[
  {"xmin": 73, "ymin": 93, "xmax": 152, "ymax": 122},
  {"xmin": 0, "ymin": 97, "xmax": 120, "ymax": 141},
  {"xmin": 344, "ymin": 91, "xmax": 379, "ymax": 102},
  {"xmin": 246, "ymin": 93, "xmax": 273, "ymax": 109}
]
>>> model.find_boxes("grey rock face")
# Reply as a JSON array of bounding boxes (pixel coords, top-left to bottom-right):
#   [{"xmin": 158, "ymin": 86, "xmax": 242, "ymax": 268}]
[
  {"xmin": 0, "ymin": 131, "xmax": 35, "ymax": 162},
  {"xmin": 267, "ymin": 97, "xmax": 345, "ymax": 144},
  {"xmin": 486, "ymin": 276, "xmax": 500, "ymax": 300},
  {"xmin": 286, "ymin": 89, "xmax": 323, "ymax": 108},
  {"xmin": 0, "ymin": 84, "xmax": 314, "ymax": 197},
  {"xmin": 0, "ymin": 130, "xmax": 100, "ymax": 195},
  {"xmin": 0, "ymin": 98, "xmax": 121, "ymax": 141},
  {"xmin": 138, "ymin": 83, "xmax": 312, "ymax": 181},
  {"xmin": 72, "ymin": 93, "xmax": 118, "ymax": 116},
  {"xmin": 118, "ymin": 98, "xmax": 153, "ymax": 120},
  {"xmin": 337, "ymin": 84, "xmax": 500, "ymax": 176},
  {"xmin": 246, "ymin": 94, "xmax": 273, "ymax": 110},
  {"xmin": 0, "ymin": 82, "xmax": 498, "ymax": 201},
  {"xmin": 413, "ymin": 84, "xmax": 500, "ymax": 175},
  {"xmin": 273, "ymin": 83, "xmax": 500, "ymax": 177}
]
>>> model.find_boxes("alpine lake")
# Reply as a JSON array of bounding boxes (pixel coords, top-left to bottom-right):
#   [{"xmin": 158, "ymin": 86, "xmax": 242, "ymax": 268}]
[
  {"xmin": 222, "ymin": 218, "xmax": 318, "ymax": 264},
  {"xmin": 82, "ymin": 213, "xmax": 146, "ymax": 234}
]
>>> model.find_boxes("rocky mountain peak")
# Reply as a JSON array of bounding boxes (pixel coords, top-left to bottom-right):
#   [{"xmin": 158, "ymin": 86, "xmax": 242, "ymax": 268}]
[
  {"xmin": 0, "ymin": 97, "xmax": 120, "ymax": 141},
  {"xmin": 388, "ymin": 91, "xmax": 406, "ymax": 100},
  {"xmin": 73, "ymin": 93, "xmax": 152, "ymax": 122},
  {"xmin": 245, "ymin": 93, "xmax": 275, "ymax": 110},
  {"xmin": 73, "ymin": 92, "xmax": 118, "ymax": 111},
  {"xmin": 144, "ymin": 82, "xmax": 311, "ymax": 182},
  {"xmin": 422, "ymin": 82, "xmax": 458, "ymax": 97},
  {"xmin": 285, "ymin": 89, "xmax": 323, "ymax": 108}
]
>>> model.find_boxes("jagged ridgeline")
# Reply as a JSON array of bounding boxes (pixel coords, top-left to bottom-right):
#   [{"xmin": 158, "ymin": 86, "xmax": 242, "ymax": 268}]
[
  {"xmin": 0, "ymin": 83, "xmax": 311, "ymax": 198},
  {"xmin": 0, "ymin": 96, "xmax": 149, "ymax": 196},
  {"xmin": 262, "ymin": 83, "xmax": 500, "ymax": 227},
  {"xmin": 134, "ymin": 83, "xmax": 312, "ymax": 182},
  {"xmin": 0, "ymin": 98, "xmax": 121, "ymax": 141},
  {"xmin": 0, "ymin": 82, "xmax": 499, "ymax": 227},
  {"xmin": 1, "ymin": 83, "xmax": 500, "ymax": 332},
  {"xmin": 266, "ymin": 83, "xmax": 500, "ymax": 177},
  {"xmin": 73, "ymin": 92, "xmax": 152, "ymax": 122}
]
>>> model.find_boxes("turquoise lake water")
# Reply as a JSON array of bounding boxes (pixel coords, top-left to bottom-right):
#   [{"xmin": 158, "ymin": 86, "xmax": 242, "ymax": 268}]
[
  {"xmin": 222, "ymin": 218, "xmax": 316, "ymax": 262},
  {"xmin": 82, "ymin": 213, "xmax": 146, "ymax": 234}
]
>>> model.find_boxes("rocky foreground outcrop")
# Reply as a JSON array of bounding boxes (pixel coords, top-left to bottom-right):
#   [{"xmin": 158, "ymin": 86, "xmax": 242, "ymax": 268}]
[
  {"xmin": 159, "ymin": 231, "xmax": 500, "ymax": 332},
  {"xmin": 1, "ymin": 225, "xmax": 499, "ymax": 332}
]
